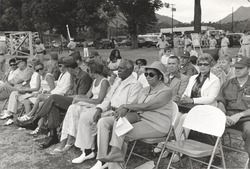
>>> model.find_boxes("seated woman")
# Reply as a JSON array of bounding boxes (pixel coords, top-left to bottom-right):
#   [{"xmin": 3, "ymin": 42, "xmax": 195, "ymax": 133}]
[
  {"xmin": 17, "ymin": 57, "xmax": 72, "ymax": 124},
  {"xmin": 174, "ymin": 53, "xmax": 221, "ymax": 159},
  {"xmin": 2, "ymin": 61, "xmax": 42, "ymax": 125},
  {"xmin": 180, "ymin": 53, "xmax": 221, "ymax": 106},
  {"xmin": 51, "ymin": 62, "xmax": 109, "ymax": 159},
  {"xmin": 90, "ymin": 61, "xmax": 173, "ymax": 168},
  {"xmin": 107, "ymin": 49, "xmax": 122, "ymax": 71},
  {"xmin": 18, "ymin": 62, "xmax": 55, "ymax": 122}
]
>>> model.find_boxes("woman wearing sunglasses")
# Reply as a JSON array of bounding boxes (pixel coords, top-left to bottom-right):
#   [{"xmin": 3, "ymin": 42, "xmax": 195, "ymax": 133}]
[
  {"xmin": 173, "ymin": 53, "xmax": 221, "ymax": 160},
  {"xmin": 18, "ymin": 63, "xmax": 56, "ymax": 122},
  {"xmin": 180, "ymin": 53, "xmax": 220, "ymax": 106},
  {"xmin": 17, "ymin": 58, "xmax": 72, "ymax": 126}
]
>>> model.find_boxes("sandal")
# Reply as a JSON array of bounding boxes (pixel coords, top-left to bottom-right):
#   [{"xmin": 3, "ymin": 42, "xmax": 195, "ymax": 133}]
[{"xmin": 18, "ymin": 115, "xmax": 31, "ymax": 122}]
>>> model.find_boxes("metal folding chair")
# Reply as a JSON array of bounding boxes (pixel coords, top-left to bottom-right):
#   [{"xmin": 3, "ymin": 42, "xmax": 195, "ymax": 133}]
[
  {"xmin": 166, "ymin": 105, "xmax": 227, "ymax": 169},
  {"xmin": 223, "ymin": 128, "xmax": 249, "ymax": 169},
  {"xmin": 124, "ymin": 101, "xmax": 181, "ymax": 169}
]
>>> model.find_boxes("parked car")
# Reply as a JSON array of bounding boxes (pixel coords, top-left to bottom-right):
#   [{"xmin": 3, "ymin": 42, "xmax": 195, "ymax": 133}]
[
  {"xmin": 227, "ymin": 33, "xmax": 243, "ymax": 47},
  {"xmin": 94, "ymin": 39, "xmax": 113, "ymax": 49}
]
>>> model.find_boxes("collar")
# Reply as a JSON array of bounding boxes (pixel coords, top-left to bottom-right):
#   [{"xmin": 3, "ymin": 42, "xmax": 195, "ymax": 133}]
[
  {"xmin": 196, "ymin": 71, "xmax": 211, "ymax": 80},
  {"xmin": 120, "ymin": 74, "xmax": 137, "ymax": 86}
]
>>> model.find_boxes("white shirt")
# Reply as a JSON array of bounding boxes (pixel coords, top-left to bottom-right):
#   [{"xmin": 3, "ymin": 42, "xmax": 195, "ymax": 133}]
[
  {"xmin": 221, "ymin": 37, "xmax": 230, "ymax": 47},
  {"xmin": 96, "ymin": 74, "xmax": 142, "ymax": 112},
  {"xmin": 51, "ymin": 71, "xmax": 71, "ymax": 95}
]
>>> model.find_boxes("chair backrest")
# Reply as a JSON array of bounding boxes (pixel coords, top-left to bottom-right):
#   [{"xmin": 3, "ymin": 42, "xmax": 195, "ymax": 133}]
[
  {"xmin": 183, "ymin": 105, "xmax": 226, "ymax": 137},
  {"xmin": 172, "ymin": 101, "xmax": 180, "ymax": 127}
]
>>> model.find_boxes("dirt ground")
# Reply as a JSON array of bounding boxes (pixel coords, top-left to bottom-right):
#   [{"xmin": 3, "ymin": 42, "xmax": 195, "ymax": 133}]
[{"xmin": 0, "ymin": 47, "xmax": 248, "ymax": 169}]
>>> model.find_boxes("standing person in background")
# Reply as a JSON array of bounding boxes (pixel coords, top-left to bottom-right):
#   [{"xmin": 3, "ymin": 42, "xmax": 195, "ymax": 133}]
[
  {"xmin": 83, "ymin": 40, "xmax": 89, "ymax": 58},
  {"xmin": 221, "ymin": 33, "xmax": 230, "ymax": 56},
  {"xmin": 184, "ymin": 34, "xmax": 192, "ymax": 51},
  {"xmin": 209, "ymin": 35, "xmax": 217, "ymax": 49},
  {"xmin": 240, "ymin": 31, "xmax": 250, "ymax": 58},
  {"xmin": 173, "ymin": 34, "xmax": 180, "ymax": 56},
  {"xmin": 34, "ymin": 38, "xmax": 46, "ymax": 62},
  {"xmin": 156, "ymin": 35, "xmax": 169, "ymax": 57},
  {"xmin": 67, "ymin": 38, "xmax": 76, "ymax": 55}
]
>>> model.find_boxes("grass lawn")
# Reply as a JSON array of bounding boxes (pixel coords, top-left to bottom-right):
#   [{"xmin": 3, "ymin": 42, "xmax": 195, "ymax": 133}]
[{"xmin": 0, "ymin": 47, "xmax": 248, "ymax": 169}]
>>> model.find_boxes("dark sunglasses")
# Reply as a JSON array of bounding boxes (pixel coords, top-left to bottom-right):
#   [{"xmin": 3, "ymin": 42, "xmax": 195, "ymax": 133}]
[
  {"xmin": 144, "ymin": 72, "xmax": 157, "ymax": 78},
  {"xmin": 10, "ymin": 64, "xmax": 16, "ymax": 66},
  {"xmin": 58, "ymin": 64, "xmax": 63, "ymax": 67},
  {"xmin": 36, "ymin": 68, "xmax": 43, "ymax": 72},
  {"xmin": 197, "ymin": 63, "xmax": 209, "ymax": 67}
]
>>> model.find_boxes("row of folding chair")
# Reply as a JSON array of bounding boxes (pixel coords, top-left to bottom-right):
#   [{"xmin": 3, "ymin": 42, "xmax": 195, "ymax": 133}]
[{"xmin": 125, "ymin": 104, "xmax": 248, "ymax": 169}]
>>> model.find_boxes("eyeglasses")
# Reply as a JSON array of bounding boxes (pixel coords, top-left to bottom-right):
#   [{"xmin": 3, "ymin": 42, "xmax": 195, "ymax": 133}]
[
  {"xmin": 144, "ymin": 72, "xmax": 157, "ymax": 78},
  {"xmin": 9, "ymin": 64, "xmax": 16, "ymax": 66},
  {"xmin": 197, "ymin": 63, "xmax": 210, "ymax": 67}
]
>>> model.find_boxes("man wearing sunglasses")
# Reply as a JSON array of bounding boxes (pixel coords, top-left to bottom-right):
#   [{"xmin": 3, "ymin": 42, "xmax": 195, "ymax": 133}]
[
  {"xmin": 0, "ymin": 58, "xmax": 18, "ymax": 84},
  {"xmin": 217, "ymin": 57, "xmax": 250, "ymax": 168},
  {"xmin": 0, "ymin": 57, "xmax": 33, "ymax": 101}
]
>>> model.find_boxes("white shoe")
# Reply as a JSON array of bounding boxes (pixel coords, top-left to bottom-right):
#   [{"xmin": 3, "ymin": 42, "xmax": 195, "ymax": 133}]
[
  {"xmin": 90, "ymin": 160, "xmax": 107, "ymax": 169},
  {"xmin": 0, "ymin": 111, "xmax": 12, "ymax": 120},
  {"xmin": 72, "ymin": 152, "xmax": 95, "ymax": 164},
  {"xmin": 4, "ymin": 119, "xmax": 14, "ymax": 126}
]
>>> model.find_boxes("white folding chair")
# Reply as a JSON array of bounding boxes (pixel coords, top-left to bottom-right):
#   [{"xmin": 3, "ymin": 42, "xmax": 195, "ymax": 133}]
[
  {"xmin": 166, "ymin": 105, "xmax": 227, "ymax": 169},
  {"xmin": 223, "ymin": 128, "xmax": 249, "ymax": 169},
  {"xmin": 124, "ymin": 101, "xmax": 181, "ymax": 169}
]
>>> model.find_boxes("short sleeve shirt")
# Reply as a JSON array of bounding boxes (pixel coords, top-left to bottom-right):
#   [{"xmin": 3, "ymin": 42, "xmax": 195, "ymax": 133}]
[{"xmin": 216, "ymin": 76, "xmax": 250, "ymax": 116}]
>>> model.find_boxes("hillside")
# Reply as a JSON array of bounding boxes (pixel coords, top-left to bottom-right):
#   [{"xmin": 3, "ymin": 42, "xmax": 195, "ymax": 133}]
[
  {"xmin": 218, "ymin": 6, "xmax": 250, "ymax": 24},
  {"xmin": 156, "ymin": 13, "xmax": 182, "ymax": 25}
]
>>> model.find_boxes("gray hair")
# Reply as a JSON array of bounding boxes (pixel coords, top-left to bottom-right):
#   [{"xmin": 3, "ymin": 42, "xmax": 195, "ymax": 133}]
[{"xmin": 121, "ymin": 59, "xmax": 134, "ymax": 71}]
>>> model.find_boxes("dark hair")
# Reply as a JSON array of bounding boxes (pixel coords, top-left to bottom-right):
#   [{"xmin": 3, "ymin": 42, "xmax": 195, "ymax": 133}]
[
  {"xmin": 168, "ymin": 56, "xmax": 180, "ymax": 64},
  {"xmin": 190, "ymin": 56, "xmax": 197, "ymax": 65},
  {"xmin": 110, "ymin": 49, "xmax": 121, "ymax": 61},
  {"xmin": 9, "ymin": 58, "xmax": 16, "ymax": 65},
  {"xmin": 135, "ymin": 59, "xmax": 147, "ymax": 66},
  {"xmin": 89, "ymin": 62, "xmax": 104, "ymax": 75}
]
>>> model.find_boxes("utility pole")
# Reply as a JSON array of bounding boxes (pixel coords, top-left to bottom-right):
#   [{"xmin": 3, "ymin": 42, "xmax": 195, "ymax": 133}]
[
  {"xmin": 164, "ymin": 3, "xmax": 176, "ymax": 46},
  {"xmin": 231, "ymin": 7, "xmax": 234, "ymax": 32}
]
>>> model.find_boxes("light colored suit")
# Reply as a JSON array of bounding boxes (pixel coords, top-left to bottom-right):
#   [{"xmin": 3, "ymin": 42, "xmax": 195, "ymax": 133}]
[{"xmin": 182, "ymin": 72, "xmax": 220, "ymax": 106}]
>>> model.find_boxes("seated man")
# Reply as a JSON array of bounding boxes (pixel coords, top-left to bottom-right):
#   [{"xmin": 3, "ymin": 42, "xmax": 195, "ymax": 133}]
[
  {"xmin": 33, "ymin": 57, "xmax": 93, "ymax": 149},
  {"xmin": 90, "ymin": 61, "xmax": 173, "ymax": 169},
  {"xmin": 165, "ymin": 55, "xmax": 189, "ymax": 102},
  {"xmin": 0, "ymin": 58, "xmax": 18, "ymax": 85},
  {"xmin": 216, "ymin": 57, "xmax": 250, "ymax": 168}
]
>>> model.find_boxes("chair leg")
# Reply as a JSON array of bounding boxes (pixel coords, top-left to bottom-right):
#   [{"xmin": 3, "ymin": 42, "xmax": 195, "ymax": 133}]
[
  {"xmin": 155, "ymin": 142, "xmax": 167, "ymax": 169},
  {"xmin": 167, "ymin": 152, "xmax": 175, "ymax": 169},
  {"xmin": 244, "ymin": 158, "xmax": 249, "ymax": 169},
  {"xmin": 188, "ymin": 157, "xmax": 193, "ymax": 169},
  {"xmin": 219, "ymin": 142, "xmax": 226, "ymax": 169},
  {"xmin": 124, "ymin": 140, "xmax": 137, "ymax": 168}
]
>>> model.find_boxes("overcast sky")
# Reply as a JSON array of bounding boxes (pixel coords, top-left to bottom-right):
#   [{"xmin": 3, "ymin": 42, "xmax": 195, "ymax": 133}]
[{"xmin": 156, "ymin": 0, "xmax": 250, "ymax": 23}]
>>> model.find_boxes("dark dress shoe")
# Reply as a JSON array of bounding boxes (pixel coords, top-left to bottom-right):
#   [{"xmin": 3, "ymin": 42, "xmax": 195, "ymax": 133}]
[{"xmin": 39, "ymin": 136, "xmax": 59, "ymax": 149}]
